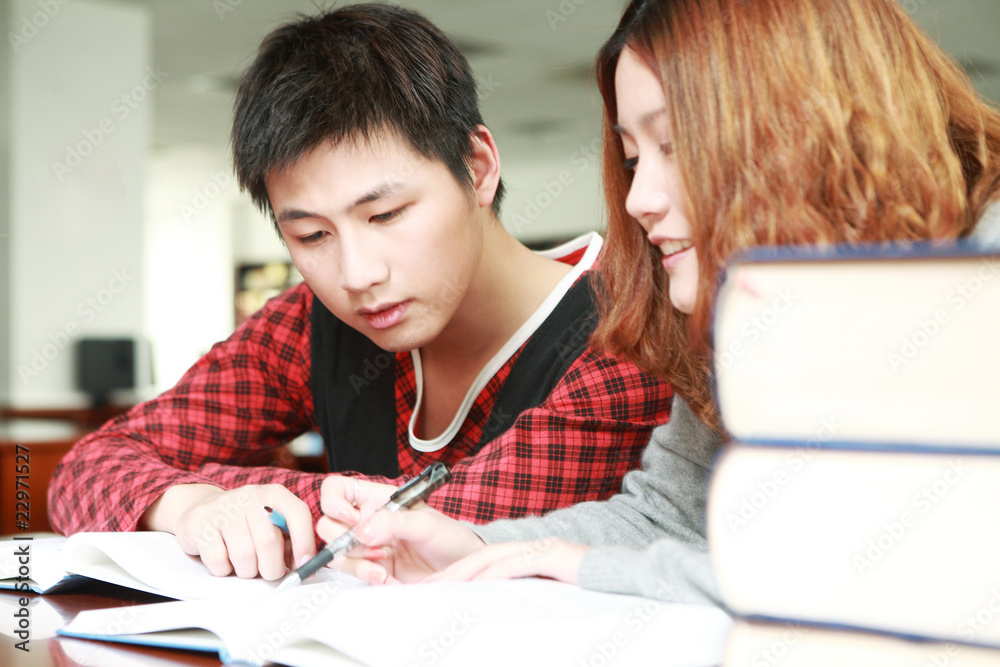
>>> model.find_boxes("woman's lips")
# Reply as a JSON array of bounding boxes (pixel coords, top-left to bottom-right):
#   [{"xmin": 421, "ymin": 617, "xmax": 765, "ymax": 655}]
[{"xmin": 662, "ymin": 245, "xmax": 693, "ymax": 270}]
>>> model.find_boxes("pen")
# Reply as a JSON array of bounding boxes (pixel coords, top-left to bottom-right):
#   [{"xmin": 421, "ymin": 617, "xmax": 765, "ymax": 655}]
[
  {"xmin": 263, "ymin": 506, "xmax": 289, "ymax": 535},
  {"xmin": 275, "ymin": 462, "xmax": 452, "ymax": 592}
]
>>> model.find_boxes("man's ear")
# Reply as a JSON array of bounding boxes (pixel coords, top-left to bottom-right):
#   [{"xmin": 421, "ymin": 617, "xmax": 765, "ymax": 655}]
[{"xmin": 468, "ymin": 125, "xmax": 502, "ymax": 209}]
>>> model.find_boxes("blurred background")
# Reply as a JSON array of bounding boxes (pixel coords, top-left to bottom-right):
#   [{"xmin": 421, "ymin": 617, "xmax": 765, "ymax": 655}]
[{"xmin": 1, "ymin": 0, "xmax": 999, "ymax": 410}]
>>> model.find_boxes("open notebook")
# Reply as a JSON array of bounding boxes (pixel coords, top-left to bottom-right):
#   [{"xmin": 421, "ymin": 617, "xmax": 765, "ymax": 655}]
[
  {"xmin": 59, "ymin": 578, "xmax": 734, "ymax": 667},
  {"xmin": 0, "ymin": 532, "xmax": 356, "ymax": 600}
]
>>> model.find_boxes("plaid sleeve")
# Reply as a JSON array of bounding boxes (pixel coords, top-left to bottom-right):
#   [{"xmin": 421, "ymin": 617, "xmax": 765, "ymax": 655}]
[
  {"xmin": 420, "ymin": 349, "xmax": 672, "ymax": 524},
  {"xmin": 47, "ymin": 284, "xmax": 320, "ymax": 534}
]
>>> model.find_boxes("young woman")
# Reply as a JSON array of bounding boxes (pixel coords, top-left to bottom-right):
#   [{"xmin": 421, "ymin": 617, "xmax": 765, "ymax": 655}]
[{"xmin": 316, "ymin": 0, "xmax": 1000, "ymax": 602}]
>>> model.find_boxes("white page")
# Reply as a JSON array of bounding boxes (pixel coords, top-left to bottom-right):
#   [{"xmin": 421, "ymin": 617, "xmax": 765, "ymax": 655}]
[
  {"xmin": 61, "ymin": 578, "xmax": 733, "ymax": 667},
  {"xmin": 0, "ymin": 536, "xmax": 73, "ymax": 592},
  {"xmin": 61, "ymin": 580, "xmax": 362, "ymax": 666},
  {"xmin": 714, "ymin": 256, "xmax": 1000, "ymax": 447},
  {"xmin": 291, "ymin": 579, "xmax": 733, "ymax": 667},
  {"xmin": 61, "ymin": 532, "xmax": 360, "ymax": 601}
]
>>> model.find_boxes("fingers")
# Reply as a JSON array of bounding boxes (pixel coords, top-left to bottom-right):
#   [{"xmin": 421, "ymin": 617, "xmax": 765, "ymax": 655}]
[
  {"xmin": 427, "ymin": 543, "xmax": 526, "ymax": 583},
  {"xmin": 315, "ymin": 514, "xmax": 355, "ymax": 546},
  {"xmin": 319, "ymin": 483, "xmax": 489, "ymax": 584},
  {"xmin": 173, "ymin": 491, "xmax": 240, "ymax": 577},
  {"xmin": 188, "ymin": 518, "xmax": 236, "ymax": 577},
  {"xmin": 319, "ymin": 475, "xmax": 361, "ymax": 527},
  {"xmin": 262, "ymin": 490, "xmax": 317, "ymax": 573},
  {"xmin": 219, "ymin": 512, "xmax": 260, "ymax": 579},
  {"xmin": 327, "ymin": 555, "xmax": 391, "ymax": 585},
  {"xmin": 427, "ymin": 539, "xmax": 588, "ymax": 585},
  {"xmin": 320, "ymin": 475, "xmax": 396, "ymax": 524},
  {"xmin": 174, "ymin": 484, "xmax": 316, "ymax": 580},
  {"xmin": 352, "ymin": 503, "xmax": 443, "ymax": 548},
  {"xmin": 246, "ymin": 507, "xmax": 286, "ymax": 581}
]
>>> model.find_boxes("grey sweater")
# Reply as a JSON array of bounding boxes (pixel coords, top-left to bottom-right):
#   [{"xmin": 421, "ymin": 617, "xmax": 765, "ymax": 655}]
[{"xmin": 473, "ymin": 397, "xmax": 722, "ymax": 604}]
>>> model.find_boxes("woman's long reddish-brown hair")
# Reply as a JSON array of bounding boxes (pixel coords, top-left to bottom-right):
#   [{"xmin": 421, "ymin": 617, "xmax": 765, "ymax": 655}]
[{"xmin": 592, "ymin": 0, "xmax": 1000, "ymax": 431}]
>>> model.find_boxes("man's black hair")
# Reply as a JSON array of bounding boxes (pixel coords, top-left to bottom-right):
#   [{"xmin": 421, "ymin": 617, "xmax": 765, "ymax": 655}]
[{"xmin": 232, "ymin": 3, "xmax": 505, "ymax": 226}]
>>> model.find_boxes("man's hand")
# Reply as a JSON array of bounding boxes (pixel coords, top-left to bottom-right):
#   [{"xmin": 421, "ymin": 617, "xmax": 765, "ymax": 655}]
[{"xmin": 141, "ymin": 483, "xmax": 316, "ymax": 580}]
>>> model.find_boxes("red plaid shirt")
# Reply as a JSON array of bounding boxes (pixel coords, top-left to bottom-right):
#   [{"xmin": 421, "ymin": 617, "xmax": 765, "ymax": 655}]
[{"xmin": 49, "ymin": 284, "xmax": 671, "ymax": 534}]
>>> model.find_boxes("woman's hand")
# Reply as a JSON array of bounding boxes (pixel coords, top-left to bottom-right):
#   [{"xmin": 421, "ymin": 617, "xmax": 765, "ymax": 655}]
[
  {"xmin": 317, "ymin": 475, "xmax": 486, "ymax": 584},
  {"xmin": 427, "ymin": 538, "xmax": 590, "ymax": 585}
]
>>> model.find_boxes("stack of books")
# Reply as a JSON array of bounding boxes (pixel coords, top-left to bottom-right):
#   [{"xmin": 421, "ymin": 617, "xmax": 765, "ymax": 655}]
[{"xmin": 705, "ymin": 242, "xmax": 1000, "ymax": 665}]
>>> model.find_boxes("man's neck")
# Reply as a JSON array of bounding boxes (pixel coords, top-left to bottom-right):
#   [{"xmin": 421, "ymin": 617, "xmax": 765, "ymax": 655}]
[{"xmin": 420, "ymin": 220, "xmax": 574, "ymax": 370}]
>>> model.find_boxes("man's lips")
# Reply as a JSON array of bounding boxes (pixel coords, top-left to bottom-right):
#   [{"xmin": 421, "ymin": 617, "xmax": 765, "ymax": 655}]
[{"xmin": 359, "ymin": 301, "xmax": 411, "ymax": 330}]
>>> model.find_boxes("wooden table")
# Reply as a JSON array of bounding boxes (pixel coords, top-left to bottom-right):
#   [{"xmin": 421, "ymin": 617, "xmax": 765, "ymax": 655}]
[
  {"xmin": 0, "ymin": 405, "xmax": 134, "ymax": 535},
  {"xmin": 0, "ymin": 420, "xmax": 85, "ymax": 536},
  {"xmin": 0, "ymin": 584, "xmax": 224, "ymax": 666}
]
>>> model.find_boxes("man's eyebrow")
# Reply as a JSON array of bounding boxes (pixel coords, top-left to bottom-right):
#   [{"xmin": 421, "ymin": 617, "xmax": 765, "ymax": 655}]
[
  {"xmin": 275, "ymin": 209, "xmax": 315, "ymax": 226},
  {"xmin": 614, "ymin": 107, "xmax": 668, "ymax": 135},
  {"xmin": 274, "ymin": 181, "xmax": 407, "ymax": 226},
  {"xmin": 348, "ymin": 181, "xmax": 405, "ymax": 212}
]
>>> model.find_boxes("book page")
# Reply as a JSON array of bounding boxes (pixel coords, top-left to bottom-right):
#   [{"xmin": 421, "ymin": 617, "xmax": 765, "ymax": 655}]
[
  {"xmin": 62, "ymin": 531, "xmax": 360, "ymax": 601},
  {"xmin": 714, "ymin": 255, "xmax": 1000, "ymax": 448},
  {"xmin": 709, "ymin": 445, "xmax": 1000, "ymax": 646},
  {"xmin": 725, "ymin": 620, "xmax": 1000, "ymax": 667},
  {"xmin": 0, "ymin": 536, "xmax": 73, "ymax": 592},
  {"xmin": 291, "ymin": 579, "xmax": 733, "ymax": 667},
  {"xmin": 60, "ymin": 581, "xmax": 363, "ymax": 666},
  {"xmin": 61, "ymin": 579, "xmax": 733, "ymax": 667}
]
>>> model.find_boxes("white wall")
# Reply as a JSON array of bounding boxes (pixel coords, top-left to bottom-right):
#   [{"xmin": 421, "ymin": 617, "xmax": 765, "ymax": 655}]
[
  {"xmin": 145, "ymin": 145, "xmax": 239, "ymax": 391},
  {"xmin": 4, "ymin": 0, "xmax": 151, "ymax": 407},
  {"xmin": 144, "ymin": 145, "xmax": 298, "ymax": 392},
  {"xmin": 0, "ymin": 5, "xmax": 12, "ymax": 403},
  {"xmin": 232, "ymin": 197, "xmax": 287, "ymax": 266},
  {"xmin": 500, "ymin": 141, "xmax": 606, "ymax": 244}
]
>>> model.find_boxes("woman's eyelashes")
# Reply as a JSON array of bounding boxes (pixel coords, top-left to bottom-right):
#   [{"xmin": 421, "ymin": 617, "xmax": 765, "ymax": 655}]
[{"xmin": 622, "ymin": 143, "xmax": 675, "ymax": 173}]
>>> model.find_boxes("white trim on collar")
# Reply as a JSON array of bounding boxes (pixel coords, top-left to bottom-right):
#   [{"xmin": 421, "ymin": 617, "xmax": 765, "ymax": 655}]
[{"xmin": 407, "ymin": 232, "xmax": 603, "ymax": 453}]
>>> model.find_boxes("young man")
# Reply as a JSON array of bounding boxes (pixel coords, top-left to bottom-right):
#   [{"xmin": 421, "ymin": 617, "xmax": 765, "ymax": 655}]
[{"xmin": 48, "ymin": 4, "xmax": 671, "ymax": 581}]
